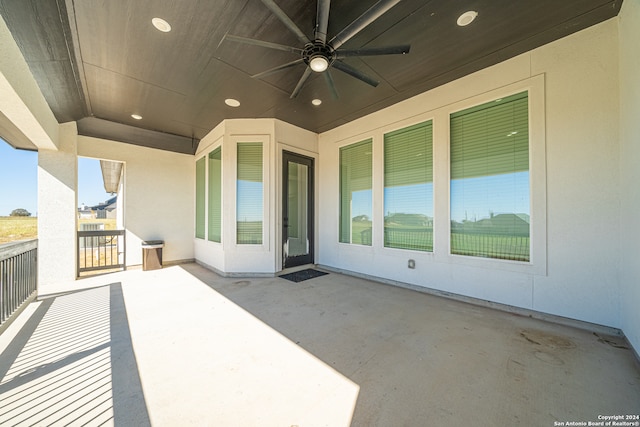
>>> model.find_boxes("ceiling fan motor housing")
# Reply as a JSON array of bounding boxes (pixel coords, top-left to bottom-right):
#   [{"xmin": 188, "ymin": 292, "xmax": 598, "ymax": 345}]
[{"xmin": 303, "ymin": 41, "xmax": 335, "ymax": 71}]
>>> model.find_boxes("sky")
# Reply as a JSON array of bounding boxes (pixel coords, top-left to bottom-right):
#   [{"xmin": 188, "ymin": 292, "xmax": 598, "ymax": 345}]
[
  {"xmin": 0, "ymin": 139, "xmax": 113, "ymax": 217},
  {"xmin": 236, "ymin": 180, "xmax": 263, "ymax": 222},
  {"xmin": 349, "ymin": 171, "xmax": 530, "ymax": 223},
  {"xmin": 450, "ymin": 171, "xmax": 530, "ymax": 222}
]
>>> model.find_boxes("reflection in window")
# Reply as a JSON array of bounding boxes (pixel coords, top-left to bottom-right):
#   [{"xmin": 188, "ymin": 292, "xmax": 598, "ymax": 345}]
[
  {"xmin": 237, "ymin": 142, "xmax": 263, "ymax": 245},
  {"xmin": 340, "ymin": 139, "xmax": 372, "ymax": 245},
  {"xmin": 450, "ymin": 92, "xmax": 530, "ymax": 261},
  {"xmin": 384, "ymin": 121, "xmax": 433, "ymax": 251},
  {"xmin": 208, "ymin": 147, "xmax": 222, "ymax": 243}
]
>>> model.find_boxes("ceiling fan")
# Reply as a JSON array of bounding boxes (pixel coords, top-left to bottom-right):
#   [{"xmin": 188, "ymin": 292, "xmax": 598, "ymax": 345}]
[{"xmin": 224, "ymin": 0, "xmax": 410, "ymax": 99}]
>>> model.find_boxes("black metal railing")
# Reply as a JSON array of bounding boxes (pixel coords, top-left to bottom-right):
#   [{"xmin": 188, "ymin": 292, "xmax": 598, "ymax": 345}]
[
  {"xmin": 451, "ymin": 232, "xmax": 530, "ymax": 262},
  {"xmin": 77, "ymin": 230, "xmax": 126, "ymax": 276},
  {"xmin": 1, "ymin": 239, "xmax": 38, "ymax": 327}
]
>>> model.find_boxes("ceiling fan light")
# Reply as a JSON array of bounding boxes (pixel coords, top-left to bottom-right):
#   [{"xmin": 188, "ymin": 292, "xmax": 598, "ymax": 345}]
[{"xmin": 309, "ymin": 56, "xmax": 329, "ymax": 72}]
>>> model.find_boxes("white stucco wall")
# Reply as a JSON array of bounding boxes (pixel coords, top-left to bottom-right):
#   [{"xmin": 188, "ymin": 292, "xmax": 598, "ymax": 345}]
[
  {"xmin": 78, "ymin": 137, "xmax": 194, "ymax": 266},
  {"xmin": 194, "ymin": 119, "xmax": 276, "ymax": 274},
  {"xmin": 194, "ymin": 119, "xmax": 318, "ymax": 275},
  {"xmin": 529, "ymin": 19, "xmax": 620, "ymax": 328},
  {"xmin": 38, "ymin": 123, "xmax": 78, "ymax": 289},
  {"xmin": 318, "ymin": 19, "xmax": 622, "ymax": 329},
  {"xmin": 618, "ymin": 0, "xmax": 640, "ymax": 353}
]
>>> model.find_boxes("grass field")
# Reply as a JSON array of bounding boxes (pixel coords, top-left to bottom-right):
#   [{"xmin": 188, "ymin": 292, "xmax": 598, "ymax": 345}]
[
  {"xmin": 0, "ymin": 216, "xmax": 37, "ymax": 244},
  {"xmin": 0, "ymin": 217, "xmax": 117, "ymax": 245},
  {"xmin": 349, "ymin": 220, "xmax": 528, "ymax": 261},
  {"xmin": 451, "ymin": 232, "xmax": 530, "ymax": 261},
  {"xmin": 350, "ymin": 220, "xmax": 372, "ymax": 245}
]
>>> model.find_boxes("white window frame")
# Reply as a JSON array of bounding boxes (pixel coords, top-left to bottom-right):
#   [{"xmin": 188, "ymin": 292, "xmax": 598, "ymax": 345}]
[
  {"xmin": 232, "ymin": 135, "xmax": 271, "ymax": 250},
  {"xmin": 436, "ymin": 75, "xmax": 547, "ymax": 275}
]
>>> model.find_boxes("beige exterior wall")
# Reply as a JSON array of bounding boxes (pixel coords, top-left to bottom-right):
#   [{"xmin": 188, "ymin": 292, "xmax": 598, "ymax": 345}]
[
  {"xmin": 618, "ymin": 0, "xmax": 640, "ymax": 353},
  {"xmin": 318, "ymin": 18, "xmax": 622, "ymax": 329}
]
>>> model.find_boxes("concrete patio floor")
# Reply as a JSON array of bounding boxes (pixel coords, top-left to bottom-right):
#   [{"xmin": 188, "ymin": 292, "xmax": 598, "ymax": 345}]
[{"xmin": 1, "ymin": 263, "xmax": 639, "ymax": 426}]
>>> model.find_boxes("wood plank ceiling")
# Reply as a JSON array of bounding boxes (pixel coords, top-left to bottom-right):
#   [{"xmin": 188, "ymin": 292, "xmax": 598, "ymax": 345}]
[{"xmin": 0, "ymin": 0, "xmax": 623, "ymax": 154}]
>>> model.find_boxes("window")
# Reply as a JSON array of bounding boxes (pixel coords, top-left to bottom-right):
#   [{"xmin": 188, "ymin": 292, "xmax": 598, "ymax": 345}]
[
  {"xmin": 237, "ymin": 142, "xmax": 263, "ymax": 244},
  {"xmin": 195, "ymin": 156, "xmax": 206, "ymax": 239},
  {"xmin": 450, "ymin": 92, "xmax": 530, "ymax": 261},
  {"xmin": 208, "ymin": 147, "xmax": 222, "ymax": 242},
  {"xmin": 339, "ymin": 139, "xmax": 372, "ymax": 245},
  {"xmin": 384, "ymin": 121, "xmax": 433, "ymax": 251}
]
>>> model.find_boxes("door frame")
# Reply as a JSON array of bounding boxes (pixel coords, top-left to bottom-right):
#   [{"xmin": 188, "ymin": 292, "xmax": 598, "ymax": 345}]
[{"xmin": 282, "ymin": 150, "xmax": 315, "ymax": 269}]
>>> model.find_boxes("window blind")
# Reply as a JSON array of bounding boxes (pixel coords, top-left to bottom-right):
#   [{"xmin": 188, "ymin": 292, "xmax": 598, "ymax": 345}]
[
  {"xmin": 237, "ymin": 142, "xmax": 263, "ymax": 245},
  {"xmin": 195, "ymin": 156, "xmax": 206, "ymax": 239},
  {"xmin": 208, "ymin": 147, "xmax": 222, "ymax": 243},
  {"xmin": 339, "ymin": 139, "xmax": 372, "ymax": 245},
  {"xmin": 384, "ymin": 121, "xmax": 433, "ymax": 251},
  {"xmin": 450, "ymin": 91, "xmax": 530, "ymax": 261}
]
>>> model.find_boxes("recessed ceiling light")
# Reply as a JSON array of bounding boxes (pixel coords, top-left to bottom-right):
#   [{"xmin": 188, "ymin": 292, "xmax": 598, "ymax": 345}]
[
  {"xmin": 131, "ymin": 114, "xmax": 142, "ymax": 120},
  {"xmin": 457, "ymin": 11, "xmax": 478, "ymax": 27},
  {"xmin": 152, "ymin": 17, "xmax": 171, "ymax": 32},
  {"xmin": 225, "ymin": 98, "xmax": 240, "ymax": 107},
  {"xmin": 311, "ymin": 99, "xmax": 322, "ymax": 106}
]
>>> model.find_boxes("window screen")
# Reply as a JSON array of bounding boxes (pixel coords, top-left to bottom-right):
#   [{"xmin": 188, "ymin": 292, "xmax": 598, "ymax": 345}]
[
  {"xmin": 237, "ymin": 142, "xmax": 263, "ymax": 245},
  {"xmin": 450, "ymin": 92, "xmax": 530, "ymax": 261},
  {"xmin": 384, "ymin": 121, "xmax": 433, "ymax": 251},
  {"xmin": 195, "ymin": 156, "xmax": 206, "ymax": 239},
  {"xmin": 339, "ymin": 139, "xmax": 372, "ymax": 245},
  {"xmin": 208, "ymin": 147, "xmax": 222, "ymax": 243}
]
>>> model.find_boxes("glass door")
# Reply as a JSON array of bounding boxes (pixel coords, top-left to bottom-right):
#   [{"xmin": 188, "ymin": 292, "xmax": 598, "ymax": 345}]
[{"xmin": 283, "ymin": 151, "xmax": 314, "ymax": 268}]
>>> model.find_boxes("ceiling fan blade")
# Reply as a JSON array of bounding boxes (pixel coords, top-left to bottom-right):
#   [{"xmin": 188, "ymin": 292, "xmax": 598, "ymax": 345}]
[
  {"xmin": 332, "ymin": 60, "xmax": 379, "ymax": 87},
  {"xmin": 225, "ymin": 34, "xmax": 302, "ymax": 54},
  {"xmin": 335, "ymin": 44, "xmax": 410, "ymax": 58},
  {"xmin": 323, "ymin": 70, "xmax": 339, "ymax": 100},
  {"xmin": 252, "ymin": 59, "xmax": 305, "ymax": 79},
  {"xmin": 329, "ymin": 0, "xmax": 402, "ymax": 50},
  {"xmin": 260, "ymin": 0, "xmax": 310, "ymax": 45},
  {"xmin": 315, "ymin": 0, "xmax": 331, "ymax": 43},
  {"xmin": 290, "ymin": 68, "xmax": 312, "ymax": 98}
]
